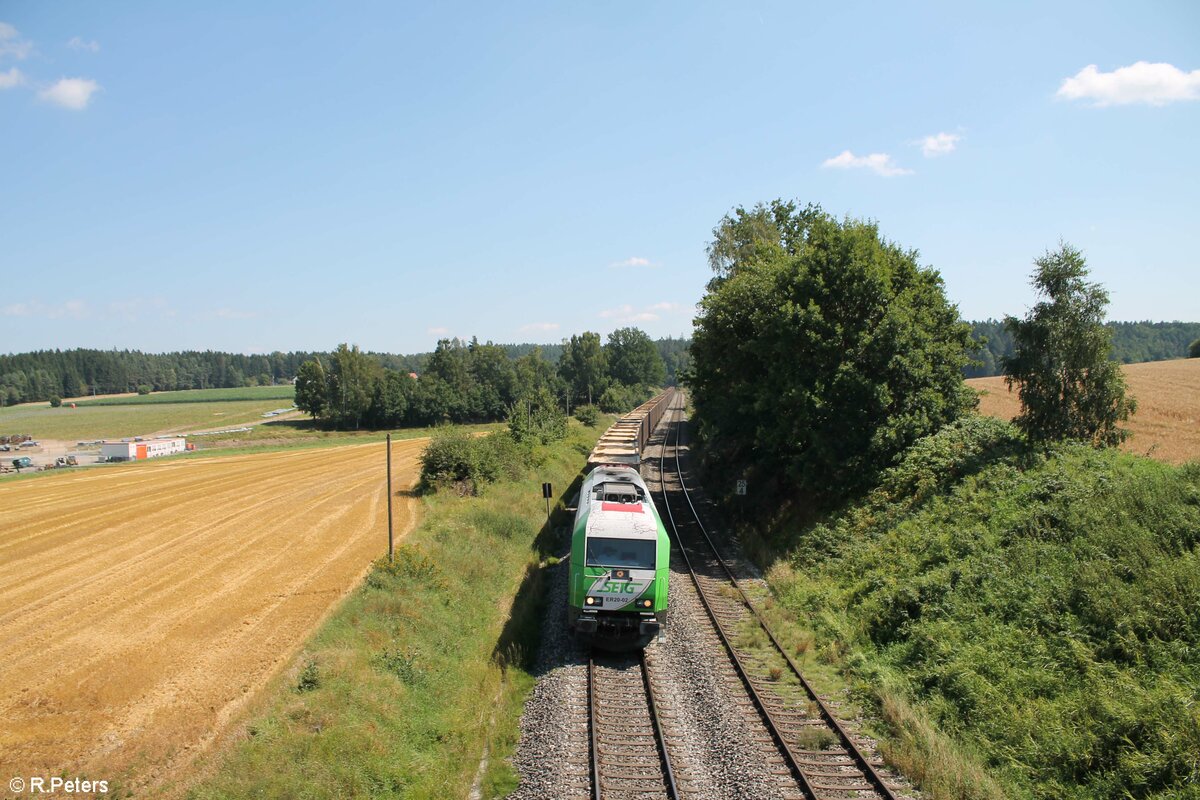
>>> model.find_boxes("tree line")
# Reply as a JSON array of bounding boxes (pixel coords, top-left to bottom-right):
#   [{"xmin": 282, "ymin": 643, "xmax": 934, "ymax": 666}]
[
  {"xmin": 0, "ymin": 349, "xmax": 321, "ymax": 406},
  {"xmin": 965, "ymin": 320, "xmax": 1200, "ymax": 377},
  {"xmin": 294, "ymin": 327, "xmax": 669, "ymax": 430},
  {"xmin": 0, "ymin": 334, "xmax": 687, "ymax": 407}
]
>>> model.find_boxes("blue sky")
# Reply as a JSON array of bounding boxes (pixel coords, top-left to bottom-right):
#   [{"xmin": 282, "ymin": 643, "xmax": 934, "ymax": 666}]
[{"xmin": 2, "ymin": 1, "xmax": 1197, "ymax": 355}]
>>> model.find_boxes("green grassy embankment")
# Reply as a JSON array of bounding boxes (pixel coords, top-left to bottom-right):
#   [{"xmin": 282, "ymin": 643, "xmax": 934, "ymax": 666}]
[
  {"xmin": 752, "ymin": 416, "xmax": 1200, "ymax": 800},
  {"xmin": 183, "ymin": 422, "xmax": 603, "ymax": 799}
]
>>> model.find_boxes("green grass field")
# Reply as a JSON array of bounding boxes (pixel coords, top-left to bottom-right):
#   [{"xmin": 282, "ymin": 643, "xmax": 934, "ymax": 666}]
[
  {"xmin": 75, "ymin": 385, "xmax": 296, "ymax": 406},
  {"xmin": 0, "ymin": 398, "xmax": 296, "ymax": 442},
  {"xmin": 0, "ymin": 386, "xmax": 297, "ymax": 442}
]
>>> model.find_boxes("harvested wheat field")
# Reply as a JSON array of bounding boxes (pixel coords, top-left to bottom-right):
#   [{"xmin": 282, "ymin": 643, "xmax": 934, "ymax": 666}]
[
  {"xmin": 0, "ymin": 439, "xmax": 425, "ymax": 794},
  {"xmin": 969, "ymin": 358, "xmax": 1200, "ymax": 463}
]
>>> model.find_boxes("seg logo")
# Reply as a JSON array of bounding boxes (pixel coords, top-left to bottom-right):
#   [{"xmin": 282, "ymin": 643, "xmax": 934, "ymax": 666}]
[{"xmin": 597, "ymin": 581, "xmax": 638, "ymax": 594}]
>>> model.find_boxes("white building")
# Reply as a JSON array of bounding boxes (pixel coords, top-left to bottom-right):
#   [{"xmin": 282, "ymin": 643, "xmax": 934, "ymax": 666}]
[{"xmin": 100, "ymin": 438, "xmax": 187, "ymax": 462}]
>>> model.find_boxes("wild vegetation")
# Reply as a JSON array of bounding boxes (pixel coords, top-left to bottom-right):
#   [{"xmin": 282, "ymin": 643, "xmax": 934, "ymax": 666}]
[
  {"xmin": 766, "ymin": 418, "xmax": 1200, "ymax": 800},
  {"xmin": 418, "ymin": 399, "xmax": 567, "ymax": 494},
  {"xmin": 186, "ymin": 421, "xmax": 604, "ymax": 799}
]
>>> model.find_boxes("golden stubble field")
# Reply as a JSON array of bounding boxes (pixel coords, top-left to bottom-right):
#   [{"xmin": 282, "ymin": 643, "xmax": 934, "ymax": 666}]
[
  {"xmin": 968, "ymin": 358, "xmax": 1200, "ymax": 463},
  {"xmin": 0, "ymin": 439, "xmax": 425, "ymax": 794}
]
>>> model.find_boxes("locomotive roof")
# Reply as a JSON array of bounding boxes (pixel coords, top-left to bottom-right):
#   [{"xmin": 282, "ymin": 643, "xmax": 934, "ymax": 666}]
[
  {"xmin": 580, "ymin": 466, "xmax": 658, "ymax": 540},
  {"xmin": 583, "ymin": 465, "xmax": 649, "ymax": 493}
]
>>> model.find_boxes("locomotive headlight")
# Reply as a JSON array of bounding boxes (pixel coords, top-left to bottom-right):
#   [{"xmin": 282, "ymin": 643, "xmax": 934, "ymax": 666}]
[
  {"xmin": 585, "ymin": 597, "xmax": 595, "ymax": 606},
  {"xmin": 642, "ymin": 599, "xmax": 652, "ymax": 608}
]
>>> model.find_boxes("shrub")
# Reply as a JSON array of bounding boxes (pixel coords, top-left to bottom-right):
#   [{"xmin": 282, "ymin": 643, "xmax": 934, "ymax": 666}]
[
  {"xmin": 295, "ymin": 659, "xmax": 320, "ymax": 693},
  {"xmin": 419, "ymin": 429, "xmax": 478, "ymax": 485},
  {"xmin": 598, "ymin": 382, "xmax": 651, "ymax": 413},
  {"xmin": 375, "ymin": 647, "xmax": 424, "ymax": 685},
  {"xmin": 419, "ymin": 429, "xmax": 530, "ymax": 493},
  {"xmin": 509, "ymin": 386, "xmax": 567, "ymax": 445},
  {"xmin": 136, "ymin": 384, "xmax": 152, "ymax": 395},
  {"xmin": 574, "ymin": 405, "xmax": 599, "ymax": 427},
  {"xmin": 49, "ymin": 395, "xmax": 62, "ymax": 408}
]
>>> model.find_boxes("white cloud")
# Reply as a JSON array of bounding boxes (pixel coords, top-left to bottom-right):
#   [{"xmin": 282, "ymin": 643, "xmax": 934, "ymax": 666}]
[
  {"xmin": 599, "ymin": 301, "xmax": 683, "ymax": 324},
  {"xmin": 107, "ymin": 297, "xmax": 174, "ymax": 321},
  {"xmin": 0, "ymin": 66, "xmax": 23, "ymax": 89},
  {"xmin": 427, "ymin": 326, "xmax": 450, "ymax": 336},
  {"xmin": 0, "ymin": 22, "xmax": 33, "ymax": 60},
  {"xmin": 918, "ymin": 131, "xmax": 961, "ymax": 157},
  {"xmin": 2, "ymin": 299, "xmax": 89, "ymax": 319},
  {"xmin": 39, "ymin": 77, "xmax": 101, "ymax": 109},
  {"xmin": 518, "ymin": 322, "xmax": 559, "ymax": 333},
  {"xmin": 821, "ymin": 150, "xmax": 913, "ymax": 177},
  {"xmin": 214, "ymin": 308, "xmax": 258, "ymax": 320},
  {"xmin": 610, "ymin": 256, "xmax": 652, "ymax": 268},
  {"xmin": 1057, "ymin": 61, "xmax": 1200, "ymax": 106},
  {"xmin": 67, "ymin": 36, "xmax": 100, "ymax": 53}
]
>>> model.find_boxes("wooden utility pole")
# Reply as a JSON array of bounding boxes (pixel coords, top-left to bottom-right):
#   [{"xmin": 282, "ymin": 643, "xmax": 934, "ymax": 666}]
[{"xmin": 386, "ymin": 433, "xmax": 394, "ymax": 561}]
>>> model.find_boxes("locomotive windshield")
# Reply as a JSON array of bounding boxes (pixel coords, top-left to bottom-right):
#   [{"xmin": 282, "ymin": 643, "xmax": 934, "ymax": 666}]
[{"xmin": 586, "ymin": 537, "xmax": 656, "ymax": 570}]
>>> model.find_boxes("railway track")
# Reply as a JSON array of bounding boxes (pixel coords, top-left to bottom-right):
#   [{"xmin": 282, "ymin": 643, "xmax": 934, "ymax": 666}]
[
  {"xmin": 654, "ymin": 395, "xmax": 903, "ymax": 800},
  {"xmin": 588, "ymin": 650, "xmax": 679, "ymax": 800}
]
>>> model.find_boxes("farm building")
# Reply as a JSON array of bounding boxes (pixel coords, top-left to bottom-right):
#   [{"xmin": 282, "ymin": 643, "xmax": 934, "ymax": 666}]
[{"xmin": 101, "ymin": 438, "xmax": 187, "ymax": 462}]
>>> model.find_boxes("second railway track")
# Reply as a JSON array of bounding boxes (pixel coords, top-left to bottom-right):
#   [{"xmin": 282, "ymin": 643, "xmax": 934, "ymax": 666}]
[
  {"xmin": 588, "ymin": 651, "xmax": 679, "ymax": 800},
  {"xmin": 652, "ymin": 394, "xmax": 908, "ymax": 800}
]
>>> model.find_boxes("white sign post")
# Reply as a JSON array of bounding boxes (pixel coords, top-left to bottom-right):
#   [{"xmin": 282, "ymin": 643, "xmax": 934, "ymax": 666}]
[{"xmin": 735, "ymin": 479, "xmax": 747, "ymax": 496}]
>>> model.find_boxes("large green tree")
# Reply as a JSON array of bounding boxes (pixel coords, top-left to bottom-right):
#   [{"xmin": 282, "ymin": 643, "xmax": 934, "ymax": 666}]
[
  {"xmin": 558, "ymin": 332, "xmax": 608, "ymax": 407},
  {"xmin": 606, "ymin": 327, "xmax": 666, "ymax": 387},
  {"xmin": 294, "ymin": 359, "xmax": 328, "ymax": 420},
  {"xmin": 327, "ymin": 343, "xmax": 379, "ymax": 429},
  {"xmin": 1003, "ymin": 244, "xmax": 1136, "ymax": 447},
  {"xmin": 690, "ymin": 202, "xmax": 976, "ymax": 506}
]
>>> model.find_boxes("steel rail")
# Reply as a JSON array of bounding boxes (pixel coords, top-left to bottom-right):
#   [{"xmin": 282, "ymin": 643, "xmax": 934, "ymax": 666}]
[
  {"xmin": 589, "ymin": 655, "xmax": 601, "ymax": 800},
  {"xmin": 640, "ymin": 651, "xmax": 681, "ymax": 800},
  {"xmin": 654, "ymin": 398, "xmax": 819, "ymax": 800},
  {"xmin": 664, "ymin": 396, "xmax": 900, "ymax": 800}
]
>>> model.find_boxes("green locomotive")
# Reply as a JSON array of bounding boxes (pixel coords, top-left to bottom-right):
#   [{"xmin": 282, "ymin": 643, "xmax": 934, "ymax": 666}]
[{"xmin": 567, "ymin": 465, "xmax": 670, "ymax": 650}]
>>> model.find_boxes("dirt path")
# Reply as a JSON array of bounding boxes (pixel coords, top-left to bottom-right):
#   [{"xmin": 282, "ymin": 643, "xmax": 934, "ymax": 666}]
[{"xmin": 0, "ymin": 439, "xmax": 425, "ymax": 793}]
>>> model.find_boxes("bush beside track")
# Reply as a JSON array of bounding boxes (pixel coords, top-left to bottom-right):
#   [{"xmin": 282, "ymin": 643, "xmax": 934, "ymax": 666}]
[
  {"xmin": 185, "ymin": 421, "xmax": 607, "ymax": 800},
  {"xmin": 753, "ymin": 416, "xmax": 1200, "ymax": 800}
]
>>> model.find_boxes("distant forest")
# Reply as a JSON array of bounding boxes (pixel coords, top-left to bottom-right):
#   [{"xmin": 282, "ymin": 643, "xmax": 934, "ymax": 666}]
[
  {"xmin": 965, "ymin": 320, "xmax": 1200, "ymax": 378},
  {"xmin": 1, "ymin": 322, "xmax": 1193, "ymax": 405},
  {"xmin": 0, "ymin": 335, "xmax": 693, "ymax": 406}
]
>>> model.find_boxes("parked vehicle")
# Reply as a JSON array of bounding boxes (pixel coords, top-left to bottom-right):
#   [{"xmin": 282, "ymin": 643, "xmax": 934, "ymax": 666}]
[{"xmin": 12, "ymin": 456, "xmax": 34, "ymax": 470}]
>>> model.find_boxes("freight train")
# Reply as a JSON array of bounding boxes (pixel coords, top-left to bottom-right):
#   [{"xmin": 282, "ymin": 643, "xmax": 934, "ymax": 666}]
[{"xmin": 568, "ymin": 391, "xmax": 673, "ymax": 650}]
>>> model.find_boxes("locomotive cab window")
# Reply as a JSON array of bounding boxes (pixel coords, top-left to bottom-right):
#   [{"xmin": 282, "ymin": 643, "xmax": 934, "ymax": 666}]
[{"xmin": 586, "ymin": 537, "xmax": 656, "ymax": 570}]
